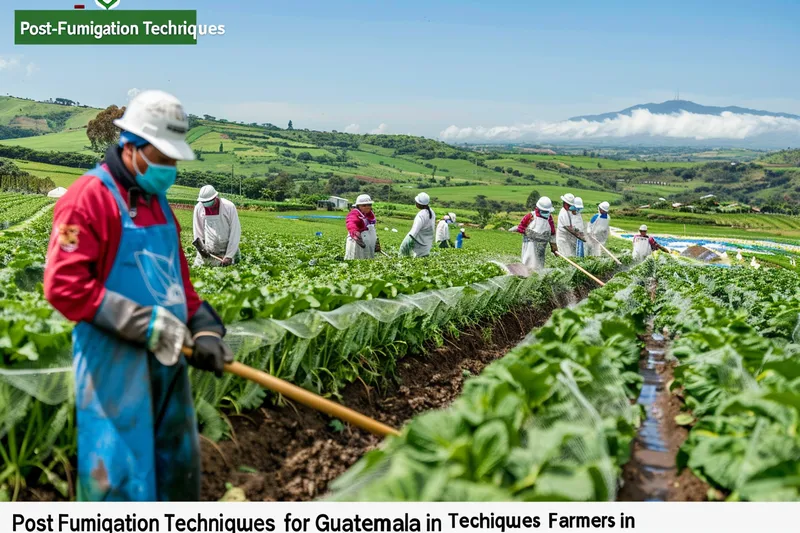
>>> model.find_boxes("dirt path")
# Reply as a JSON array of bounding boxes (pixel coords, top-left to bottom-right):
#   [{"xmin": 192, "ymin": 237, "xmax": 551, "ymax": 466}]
[{"xmin": 200, "ymin": 287, "xmax": 590, "ymax": 501}]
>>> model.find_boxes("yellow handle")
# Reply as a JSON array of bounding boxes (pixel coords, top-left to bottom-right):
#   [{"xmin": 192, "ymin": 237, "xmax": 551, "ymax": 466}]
[
  {"xmin": 555, "ymin": 252, "xmax": 606, "ymax": 287},
  {"xmin": 182, "ymin": 347, "xmax": 400, "ymax": 438}
]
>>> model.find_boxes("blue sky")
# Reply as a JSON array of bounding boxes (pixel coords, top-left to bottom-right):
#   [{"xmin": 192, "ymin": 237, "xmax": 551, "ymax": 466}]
[{"xmin": 1, "ymin": 0, "xmax": 799, "ymax": 138}]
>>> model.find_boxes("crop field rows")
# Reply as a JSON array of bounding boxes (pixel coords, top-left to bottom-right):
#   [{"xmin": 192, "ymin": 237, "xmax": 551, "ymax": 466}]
[{"xmin": 1, "ymin": 184, "xmax": 799, "ymax": 503}]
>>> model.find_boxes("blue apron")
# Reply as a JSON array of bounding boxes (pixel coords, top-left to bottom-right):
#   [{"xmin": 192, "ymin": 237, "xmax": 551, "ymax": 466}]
[
  {"xmin": 72, "ymin": 165, "xmax": 200, "ymax": 501},
  {"xmin": 576, "ymin": 239, "xmax": 584, "ymax": 257}
]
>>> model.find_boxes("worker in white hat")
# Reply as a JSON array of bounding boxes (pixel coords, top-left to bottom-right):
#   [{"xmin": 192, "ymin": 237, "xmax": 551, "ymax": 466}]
[
  {"xmin": 400, "ymin": 192, "xmax": 436, "ymax": 257},
  {"xmin": 632, "ymin": 224, "xmax": 669, "ymax": 262},
  {"xmin": 436, "ymin": 212, "xmax": 457, "ymax": 248},
  {"xmin": 43, "ymin": 90, "xmax": 233, "ymax": 501},
  {"xmin": 192, "ymin": 184, "xmax": 241, "ymax": 267},
  {"xmin": 345, "ymin": 194, "xmax": 379, "ymax": 260},
  {"xmin": 556, "ymin": 192, "xmax": 583, "ymax": 257},
  {"xmin": 516, "ymin": 195, "xmax": 558, "ymax": 272},
  {"xmin": 586, "ymin": 201, "xmax": 611, "ymax": 257}
]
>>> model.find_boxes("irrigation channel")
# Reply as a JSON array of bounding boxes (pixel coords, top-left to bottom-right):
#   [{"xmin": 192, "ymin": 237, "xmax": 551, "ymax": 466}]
[{"xmin": 617, "ymin": 286, "xmax": 709, "ymax": 501}]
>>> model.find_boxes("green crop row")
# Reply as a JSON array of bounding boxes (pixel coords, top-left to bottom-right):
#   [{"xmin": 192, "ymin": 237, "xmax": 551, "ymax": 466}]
[{"xmin": 653, "ymin": 259, "xmax": 800, "ymax": 501}]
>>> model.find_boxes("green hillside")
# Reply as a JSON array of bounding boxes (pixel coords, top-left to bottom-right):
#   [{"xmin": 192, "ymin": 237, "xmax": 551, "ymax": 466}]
[{"xmin": 3, "ymin": 95, "xmax": 800, "ymax": 217}]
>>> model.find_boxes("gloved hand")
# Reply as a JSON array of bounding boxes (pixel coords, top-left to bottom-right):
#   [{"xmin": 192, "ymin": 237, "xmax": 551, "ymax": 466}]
[
  {"xmin": 92, "ymin": 291, "xmax": 193, "ymax": 367},
  {"xmin": 221, "ymin": 257, "xmax": 233, "ymax": 266},
  {"xmin": 192, "ymin": 238, "xmax": 211, "ymax": 259},
  {"xmin": 550, "ymin": 243, "xmax": 558, "ymax": 255},
  {"xmin": 375, "ymin": 239, "xmax": 382, "ymax": 253},
  {"xmin": 399, "ymin": 235, "xmax": 415, "ymax": 257},
  {"xmin": 355, "ymin": 235, "xmax": 366, "ymax": 248},
  {"xmin": 189, "ymin": 333, "xmax": 233, "ymax": 377},
  {"xmin": 187, "ymin": 301, "xmax": 234, "ymax": 378}
]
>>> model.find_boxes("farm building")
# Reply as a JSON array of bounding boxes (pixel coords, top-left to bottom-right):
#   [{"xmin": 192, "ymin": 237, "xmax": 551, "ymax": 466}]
[{"xmin": 317, "ymin": 196, "xmax": 350, "ymax": 210}]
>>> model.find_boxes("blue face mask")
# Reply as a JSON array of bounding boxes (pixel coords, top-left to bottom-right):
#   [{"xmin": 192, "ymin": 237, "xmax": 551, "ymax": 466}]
[
  {"xmin": 539, "ymin": 210, "xmax": 550, "ymax": 218},
  {"xmin": 203, "ymin": 200, "xmax": 216, "ymax": 208},
  {"xmin": 133, "ymin": 148, "xmax": 177, "ymax": 195}
]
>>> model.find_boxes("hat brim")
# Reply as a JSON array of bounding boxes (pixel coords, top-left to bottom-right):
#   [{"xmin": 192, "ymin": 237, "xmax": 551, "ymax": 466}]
[
  {"xmin": 114, "ymin": 118, "xmax": 196, "ymax": 161},
  {"xmin": 560, "ymin": 195, "xmax": 574, "ymax": 205}
]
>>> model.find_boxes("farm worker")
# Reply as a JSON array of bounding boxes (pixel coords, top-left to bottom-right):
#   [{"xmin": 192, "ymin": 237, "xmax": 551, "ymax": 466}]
[
  {"xmin": 572, "ymin": 197, "xmax": 586, "ymax": 257},
  {"xmin": 586, "ymin": 201, "xmax": 611, "ymax": 257},
  {"xmin": 400, "ymin": 192, "xmax": 436, "ymax": 258},
  {"xmin": 43, "ymin": 90, "xmax": 234, "ymax": 501},
  {"xmin": 556, "ymin": 193, "xmax": 584, "ymax": 257},
  {"xmin": 436, "ymin": 212, "xmax": 457, "ymax": 248},
  {"xmin": 344, "ymin": 194, "xmax": 380, "ymax": 260},
  {"xmin": 192, "ymin": 184, "xmax": 241, "ymax": 267},
  {"xmin": 516, "ymin": 196, "xmax": 558, "ymax": 272},
  {"xmin": 632, "ymin": 224, "xmax": 669, "ymax": 262},
  {"xmin": 456, "ymin": 226, "xmax": 470, "ymax": 249}
]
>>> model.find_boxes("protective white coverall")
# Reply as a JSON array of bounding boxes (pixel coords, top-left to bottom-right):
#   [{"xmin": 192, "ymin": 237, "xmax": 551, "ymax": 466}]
[
  {"xmin": 556, "ymin": 207, "xmax": 577, "ymax": 258},
  {"xmin": 632, "ymin": 235, "xmax": 655, "ymax": 262},
  {"xmin": 406, "ymin": 208, "xmax": 436, "ymax": 257},
  {"xmin": 193, "ymin": 198, "xmax": 241, "ymax": 267},
  {"xmin": 436, "ymin": 219, "xmax": 451, "ymax": 247},
  {"xmin": 344, "ymin": 208, "xmax": 377, "ymax": 260},
  {"xmin": 586, "ymin": 213, "xmax": 610, "ymax": 257},
  {"xmin": 520, "ymin": 213, "xmax": 556, "ymax": 272}
]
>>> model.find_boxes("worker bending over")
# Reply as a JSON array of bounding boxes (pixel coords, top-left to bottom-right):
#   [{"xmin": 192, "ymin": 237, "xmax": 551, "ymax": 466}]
[
  {"xmin": 632, "ymin": 224, "xmax": 669, "ymax": 262},
  {"xmin": 400, "ymin": 193, "xmax": 436, "ymax": 258},
  {"xmin": 436, "ymin": 212, "xmax": 457, "ymax": 248},
  {"xmin": 556, "ymin": 193, "xmax": 585, "ymax": 258},
  {"xmin": 192, "ymin": 185, "xmax": 241, "ymax": 267},
  {"xmin": 345, "ymin": 194, "xmax": 380, "ymax": 259},
  {"xmin": 44, "ymin": 90, "xmax": 233, "ymax": 501},
  {"xmin": 517, "ymin": 196, "xmax": 558, "ymax": 272}
]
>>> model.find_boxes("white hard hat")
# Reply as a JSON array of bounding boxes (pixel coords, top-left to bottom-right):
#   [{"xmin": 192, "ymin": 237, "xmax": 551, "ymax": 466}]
[
  {"xmin": 114, "ymin": 90, "xmax": 195, "ymax": 161},
  {"xmin": 560, "ymin": 193, "xmax": 575, "ymax": 206},
  {"xmin": 536, "ymin": 196, "xmax": 553, "ymax": 212},
  {"xmin": 448, "ymin": 212, "xmax": 456, "ymax": 222},
  {"xmin": 573, "ymin": 197, "xmax": 584, "ymax": 209},
  {"xmin": 639, "ymin": 224, "xmax": 648, "ymax": 231},
  {"xmin": 198, "ymin": 184, "xmax": 218, "ymax": 202},
  {"xmin": 599, "ymin": 201, "xmax": 610, "ymax": 212},
  {"xmin": 353, "ymin": 194, "xmax": 373, "ymax": 206},
  {"xmin": 415, "ymin": 192, "xmax": 430, "ymax": 206}
]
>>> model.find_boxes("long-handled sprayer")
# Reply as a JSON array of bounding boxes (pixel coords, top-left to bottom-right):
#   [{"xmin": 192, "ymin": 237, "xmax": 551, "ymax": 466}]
[
  {"xmin": 554, "ymin": 251, "xmax": 606, "ymax": 287},
  {"xmin": 181, "ymin": 347, "xmax": 400, "ymax": 438},
  {"xmin": 589, "ymin": 236, "xmax": 622, "ymax": 265}
]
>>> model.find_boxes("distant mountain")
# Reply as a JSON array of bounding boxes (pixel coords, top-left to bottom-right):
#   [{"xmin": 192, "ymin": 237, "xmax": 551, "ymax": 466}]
[{"xmin": 569, "ymin": 100, "xmax": 800, "ymax": 122}]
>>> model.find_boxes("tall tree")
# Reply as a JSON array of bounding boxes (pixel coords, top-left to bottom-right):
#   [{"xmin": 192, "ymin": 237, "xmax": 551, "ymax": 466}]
[
  {"xmin": 526, "ymin": 190, "xmax": 541, "ymax": 210},
  {"xmin": 288, "ymin": 120, "xmax": 294, "ymax": 130},
  {"xmin": 86, "ymin": 105, "xmax": 125, "ymax": 154}
]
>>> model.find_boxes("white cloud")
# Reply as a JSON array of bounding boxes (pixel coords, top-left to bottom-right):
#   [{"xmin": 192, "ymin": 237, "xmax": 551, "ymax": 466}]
[
  {"xmin": 127, "ymin": 88, "xmax": 141, "ymax": 101},
  {"xmin": 439, "ymin": 109, "xmax": 800, "ymax": 142},
  {"xmin": 370, "ymin": 123, "xmax": 389, "ymax": 134},
  {"xmin": 0, "ymin": 57, "xmax": 21, "ymax": 71},
  {"xmin": 25, "ymin": 63, "xmax": 39, "ymax": 77},
  {"xmin": 344, "ymin": 123, "xmax": 360, "ymax": 133}
]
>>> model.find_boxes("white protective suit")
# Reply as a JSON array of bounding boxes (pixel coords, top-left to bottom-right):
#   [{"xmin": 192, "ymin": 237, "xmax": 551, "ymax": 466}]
[
  {"xmin": 436, "ymin": 219, "xmax": 451, "ymax": 247},
  {"xmin": 193, "ymin": 198, "xmax": 242, "ymax": 267},
  {"xmin": 408, "ymin": 208, "xmax": 436, "ymax": 257},
  {"xmin": 521, "ymin": 214, "xmax": 556, "ymax": 272},
  {"xmin": 345, "ymin": 211, "xmax": 377, "ymax": 260},
  {"xmin": 586, "ymin": 213, "xmax": 610, "ymax": 257},
  {"xmin": 556, "ymin": 207, "xmax": 577, "ymax": 258},
  {"xmin": 632, "ymin": 234, "xmax": 654, "ymax": 262}
]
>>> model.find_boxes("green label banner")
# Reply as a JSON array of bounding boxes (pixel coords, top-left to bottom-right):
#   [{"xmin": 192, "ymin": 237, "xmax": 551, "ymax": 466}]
[{"xmin": 14, "ymin": 10, "xmax": 211, "ymax": 45}]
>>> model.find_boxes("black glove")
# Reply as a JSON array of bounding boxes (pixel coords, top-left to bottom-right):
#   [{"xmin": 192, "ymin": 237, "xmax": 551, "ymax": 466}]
[
  {"xmin": 356, "ymin": 235, "xmax": 366, "ymax": 248},
  {"xmin": 193, "ymin": 238, "xmax": 211, "ymax": 259},
  {"xmin": 375, "ymin": 239, "xmax": 382, "ymax": 253},
  {"xmin": 187, "ymin": 302, "xmax": 233, "ymax": 378},
  {"xmin": 189, "ymin": 334, "xmax": 234, "ymax": 378},
  {"xmin": 221, "ymin": 257, "xmax": 233, "ymax": 266}
]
